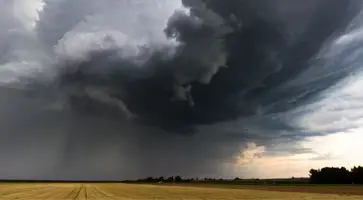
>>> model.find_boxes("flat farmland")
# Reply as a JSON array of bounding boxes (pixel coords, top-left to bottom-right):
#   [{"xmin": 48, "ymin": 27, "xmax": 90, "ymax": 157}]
[{"xmin": 0, "ymin": 183, "xmax": 362, "ymax": 200}]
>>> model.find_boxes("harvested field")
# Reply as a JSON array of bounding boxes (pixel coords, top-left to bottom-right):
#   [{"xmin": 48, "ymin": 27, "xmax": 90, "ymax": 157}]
[
  {"xmin": 0, "ymin": 183, "xmax": 362, "ymax": 199},
  {"xmin": 161, "ymin": 183, "xmax": 363, "ymax": 196}
]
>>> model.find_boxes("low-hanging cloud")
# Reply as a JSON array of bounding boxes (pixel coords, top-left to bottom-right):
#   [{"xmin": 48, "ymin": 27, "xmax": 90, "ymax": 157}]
[{"xmin": 0, "ymin": 0, "xmax": 363, "ymax": 180}]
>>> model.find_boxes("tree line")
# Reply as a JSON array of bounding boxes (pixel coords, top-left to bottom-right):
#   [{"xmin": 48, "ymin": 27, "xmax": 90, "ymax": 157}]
[
  {"xmin": 309, "ymin": 166, "xmax": 363, "ymax": 184},
  {"xmin": 123, "ymin": 165, "xmax": 363, "ymax": 185},
  {"xmin": 123, "ymin": 176, "xmax": 308, "ymax": 185},
  {"xmin": 128, "ymin": 176, "xmax": 193, "ymax": 183}
]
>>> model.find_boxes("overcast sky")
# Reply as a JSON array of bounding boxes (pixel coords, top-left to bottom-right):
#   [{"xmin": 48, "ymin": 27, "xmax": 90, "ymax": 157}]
[{"xmin": 0, "ymin": 0, "xmax": 363, "ymax": 180}]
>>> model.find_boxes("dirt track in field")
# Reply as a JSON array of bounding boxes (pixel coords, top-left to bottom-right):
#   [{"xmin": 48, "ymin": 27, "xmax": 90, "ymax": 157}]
[{"xmin": 0, "ymin": 183, "xmax": 362, "ymax": 199}]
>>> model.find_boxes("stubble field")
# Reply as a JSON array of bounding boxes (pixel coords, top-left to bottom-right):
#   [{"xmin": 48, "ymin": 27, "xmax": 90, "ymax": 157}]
[{"xmin": 0, "ymin": 183, "xmax": 362, "ymax": 200}]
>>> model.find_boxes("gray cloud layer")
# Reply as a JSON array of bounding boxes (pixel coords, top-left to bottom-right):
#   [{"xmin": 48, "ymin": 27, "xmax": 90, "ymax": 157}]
[{"xmin": 0, "ymin": 0, "xmax": 362, "ymax": 180}]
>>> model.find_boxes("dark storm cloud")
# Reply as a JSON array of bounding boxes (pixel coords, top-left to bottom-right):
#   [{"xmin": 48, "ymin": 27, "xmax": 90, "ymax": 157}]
[
  {"xmin": 57, "ymin": 0, "xmax": 362, "ymax": 132},
  {"xmin": 0, "ymin": 85, "xmax": 244, "ymax": 180},
  {"xmin": 0, "ymin": 0, "xmax": 362, "ymax": 180}
]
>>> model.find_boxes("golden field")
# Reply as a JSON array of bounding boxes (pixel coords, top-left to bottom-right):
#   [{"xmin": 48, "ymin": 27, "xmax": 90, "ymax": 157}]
[{"xmin": 0, "ymin": 183, "xmax": 362, "ymax": 200}]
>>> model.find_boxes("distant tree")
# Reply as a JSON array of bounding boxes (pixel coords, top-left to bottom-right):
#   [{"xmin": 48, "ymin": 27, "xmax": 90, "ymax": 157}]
[
  {"xmin": 146, "ymin": 177, "xmax": 156, "ymax": 182},
  {"xmin": 175, "ymin": 176, "xmax": 182, "ymax": 182},
  {"xmin": 166, "ymin": 176, "xmax": 174, "ymax": 182},
  {"xmin": 351, "ymin": 166, "xmax": 363, "ymax": 184},
  {"xmin": 158, "ymin": 176, "xmax": 164, "ymax": 182},
  {"xmin": 309, "ymin": 169, "xmax": 321, "ymax": 184},
  {"xmin": 309, "ymin": 166, "xmax": 363, "ymax": 184}
]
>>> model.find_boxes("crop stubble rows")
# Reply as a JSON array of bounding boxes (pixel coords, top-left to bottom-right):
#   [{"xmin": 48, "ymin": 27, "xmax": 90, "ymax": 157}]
[{"xmin": 0, "ymin": 183, "xmax": 362, "ymax": 200}]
